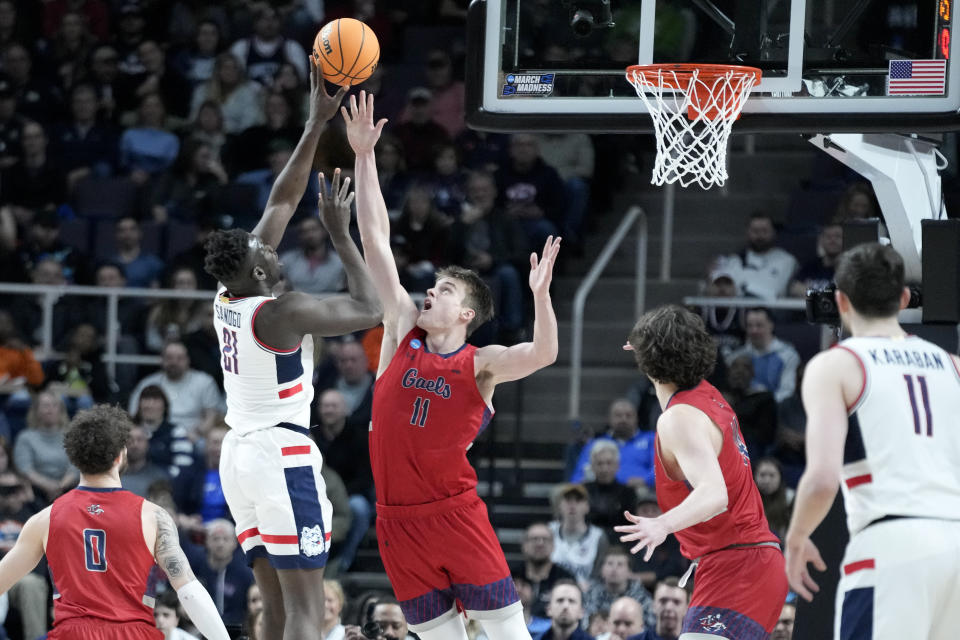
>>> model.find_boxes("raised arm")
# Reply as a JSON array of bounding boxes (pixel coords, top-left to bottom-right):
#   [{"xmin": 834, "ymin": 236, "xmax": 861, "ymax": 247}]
[
  {"xmin": 476, "ymin": 236, "xmax": 561, "ymax": 385},
  {"xmin": 252, "ymin": 62, "xmax": 347, "ymax": 248},
  {"xmin": 149, "ymin": 503, "xmax": 230, "ymax": 640},
  {"xmin": 0, "ymin": 508, "xmax": 48, "ymax": 596},
  {"xmin": 342, "ymin": 91, "xmax": 419, "ymax": 361},
  {"xmin": 256, "ymin": 170, "xmax": 383, "ymax": 343}
]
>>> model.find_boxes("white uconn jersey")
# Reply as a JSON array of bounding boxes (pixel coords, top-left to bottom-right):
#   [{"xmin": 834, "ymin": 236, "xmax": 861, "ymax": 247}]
[
  {"xmin": 213, "ymin": 290, "xmax": 314, "ymax": 434},
  {"xmin": 837, "ymin": 335, "xmax": 960, "ymax": 535}
]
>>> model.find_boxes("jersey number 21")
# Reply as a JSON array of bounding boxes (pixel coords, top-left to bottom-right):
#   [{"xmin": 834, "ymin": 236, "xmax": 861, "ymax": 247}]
[{"xmin": 222, "ymin": 329, "xmax": 239, "ymax": 374}]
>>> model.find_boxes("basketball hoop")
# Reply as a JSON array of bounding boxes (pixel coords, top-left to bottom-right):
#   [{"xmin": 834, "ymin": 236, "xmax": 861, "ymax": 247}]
[{"xmin": 626, "ymin": 64, "xmax": 762, "ymax": 189}]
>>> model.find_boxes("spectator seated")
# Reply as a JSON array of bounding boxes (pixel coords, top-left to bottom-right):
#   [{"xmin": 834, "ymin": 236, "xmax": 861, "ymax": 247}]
[
  {"xmin": 571, "ymin": 399, "xmax": 655, "ymax": 490},
  {"xmin": 710, "ymin": 212, "xmax": 799, "ymax": 301},
  {"xmin": 549, "ymin": 483, "xmax": 609, "ymax": 590},
  {"xmin": 727, "ymin": 308, "xmax": 801, "ymax": 403}
]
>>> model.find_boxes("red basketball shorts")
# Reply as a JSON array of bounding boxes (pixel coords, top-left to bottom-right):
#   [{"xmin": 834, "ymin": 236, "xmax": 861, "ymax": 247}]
[
  {"xmin": 376, "ymin": 490, "xmax": 519, "ymax": 626},
  {"xmin": 49, "ymin": 619, "xmax": 163, "ymax": 640},
  {"xmin": 682, "ymin": 545, "xmax": 789, "ymax": 640}
]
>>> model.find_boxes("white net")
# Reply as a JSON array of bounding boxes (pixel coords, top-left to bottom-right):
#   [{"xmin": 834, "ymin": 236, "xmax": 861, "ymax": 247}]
[{"xmin": 626, "ymin": 65, "xmax": 760, "ymax": 189}]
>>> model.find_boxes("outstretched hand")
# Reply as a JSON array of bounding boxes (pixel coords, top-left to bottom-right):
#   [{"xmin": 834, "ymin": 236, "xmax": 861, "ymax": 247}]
[
  {"xmin": 308, "ymin": 59, "xmax": 348, "ymax": 125},
  {"xmin": 341, "ymin": 90, "xmax": 388, "ymax": 154},
  {"xmin": 317, "ymin": 168, "xmax": 355, "ymax": 236},
  {"xmin": 528, "ymin": 236, "xmax": 561, "ymax": 299},
  {"xmin": 614, "ymin": 511, "xmax": 669, "ymax": 562},
  {"xmin": 785, "ymin": 535, "xmax": 827, "ymax": 602}
]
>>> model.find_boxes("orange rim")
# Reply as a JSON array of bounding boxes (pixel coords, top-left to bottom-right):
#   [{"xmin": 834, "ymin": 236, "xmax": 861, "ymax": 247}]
[
  {"xmin": 626, "ymin": 64, "xmax": 763, "ymax": 121},
  {"xmin": 626, "ymin": 63, "xmax": 762, "ymax": 89}
]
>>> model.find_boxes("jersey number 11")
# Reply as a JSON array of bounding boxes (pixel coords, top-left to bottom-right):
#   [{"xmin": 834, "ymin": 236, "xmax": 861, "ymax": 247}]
[
  {"xmin": 903, "ymin": 374, "xmax": 933, "ymax": 437},
  {"xmin": 410, "ymin": 397, "xmax": 430, "ymax": 428}
]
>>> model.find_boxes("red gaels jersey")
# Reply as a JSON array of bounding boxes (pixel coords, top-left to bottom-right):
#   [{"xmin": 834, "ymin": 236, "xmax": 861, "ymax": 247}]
[
  {"xmin": 654, "ymin": 380, "xmax": 776, "ymax": 559},
  {"xmin": 371, "ymin": 328, "xmax": 493, "ymax": 506},
  {"xmin": 46, "ymin": 487, "xmax": 159, "ymax": 628}
]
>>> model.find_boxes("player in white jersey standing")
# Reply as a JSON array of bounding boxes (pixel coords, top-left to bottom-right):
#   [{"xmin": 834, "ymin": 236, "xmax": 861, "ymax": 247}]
[
  {"xmin": 785, "ymin": 243, "xmax": 960, "ymax": 640},
  {"xmin": 202, "ymin": 63, "xmax": 382, "ymax": 640}
]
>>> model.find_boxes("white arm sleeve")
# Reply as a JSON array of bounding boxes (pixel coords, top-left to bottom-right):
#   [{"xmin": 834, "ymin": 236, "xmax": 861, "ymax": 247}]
[{"xmin": 176, "ymin": 580, "xmax": 231, "ymax": 640}]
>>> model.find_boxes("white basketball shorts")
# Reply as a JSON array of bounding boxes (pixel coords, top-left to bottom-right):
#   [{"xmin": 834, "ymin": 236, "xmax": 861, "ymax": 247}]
[
  {"xmin": 220, "ymin": 423, "xmax": 333, "ymax": 569},
  {"xmin": 835, "ymin": 517, "xmax": 960, "ymax": 640}
]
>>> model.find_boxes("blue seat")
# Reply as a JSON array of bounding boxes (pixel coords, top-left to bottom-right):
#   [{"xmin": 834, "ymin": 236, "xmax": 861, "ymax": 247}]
[
  {"xmin": 165, "ymin": 220, "xmax": 197, "ymax": 260},
  {"xmin": 73, "ymin": 177, "xmax": 139, "ymax": 219},
  {"xmin": 210, "ymin": 183, "xmax": 260, "ymax": 230},
  {"xmin": 59, "ymin": 218, "xmax": 91, "ymax": 254}
]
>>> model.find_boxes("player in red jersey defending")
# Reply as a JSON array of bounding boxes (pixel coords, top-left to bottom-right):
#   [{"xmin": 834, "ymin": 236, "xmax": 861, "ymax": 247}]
[
  {"xmin": 342, "ymin": 91, "xmax": 560, "ymax": 640},
  {"xmin": 0, "ymin": 405, "xmax": 230, "ymax": 640},
  {"xmin": 616, "ymin": 305, "xmax": 788, "ymax": 640}
]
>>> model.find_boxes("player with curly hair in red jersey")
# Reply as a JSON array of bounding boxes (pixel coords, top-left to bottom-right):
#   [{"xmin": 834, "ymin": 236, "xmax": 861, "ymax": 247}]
[
  {"xmin": 343, "ymin": 91, "xmax": 561, "ymax": 640},
  {"xmin": 616, "ymin": 305, "xmax": 788, "ymax": 640},
  {"xmin": 0, "ymin": 405, "xmax": 231, "ymax": 640}
]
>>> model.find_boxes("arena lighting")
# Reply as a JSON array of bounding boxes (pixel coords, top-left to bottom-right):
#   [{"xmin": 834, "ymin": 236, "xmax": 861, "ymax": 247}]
[
  {"xmin": 942, "ymin": 27, "xmax": 951, "ymax": 59},
  {"xmin": 940, "ymin": 0, "xmax": 951, "ymax": 22}
]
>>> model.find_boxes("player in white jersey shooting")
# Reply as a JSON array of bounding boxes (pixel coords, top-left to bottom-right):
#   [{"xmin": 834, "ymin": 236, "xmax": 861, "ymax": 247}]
[
  {"xmin": 785, "ymin": 243, "xmax": 960, "ymax": 640},
  {"xmin": 201, "ymin": 64, "xmax": 382, "ymax": 640}
]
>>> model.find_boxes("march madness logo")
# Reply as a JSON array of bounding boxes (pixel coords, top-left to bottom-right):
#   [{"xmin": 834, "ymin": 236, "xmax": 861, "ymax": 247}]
[{"xmin": 501, "ymin": 73, "xmax": 555, "ymax": 96}]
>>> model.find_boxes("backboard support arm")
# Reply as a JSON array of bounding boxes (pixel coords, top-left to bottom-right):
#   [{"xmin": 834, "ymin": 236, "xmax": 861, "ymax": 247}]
[
  {"xmin": 808, "ymin": 133, "xmax": 948, "ymax": 282},
  {"xmin": 690, "ymin": 0, "xmax": 735, "ymax": 36},
  {"xmin": 823, "ymin": 0, "xmax": 874, "ymax": 48}
]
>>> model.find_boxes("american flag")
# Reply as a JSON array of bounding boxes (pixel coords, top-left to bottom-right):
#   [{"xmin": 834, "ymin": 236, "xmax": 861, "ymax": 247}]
[{"xmin": 887, "ymin": 60, "xmax": 947, "ymax": 95}]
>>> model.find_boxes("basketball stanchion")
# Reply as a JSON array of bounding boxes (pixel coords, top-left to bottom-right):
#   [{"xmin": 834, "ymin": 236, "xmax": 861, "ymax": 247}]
[{"xmin": 625, "ymin": 64, "xmax": 762, "ymax": 189}]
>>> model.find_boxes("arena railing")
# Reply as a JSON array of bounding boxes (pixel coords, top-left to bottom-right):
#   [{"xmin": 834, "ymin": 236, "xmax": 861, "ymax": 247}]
[
  {"xmin": 0, "ymin": 283, "xmax": 428, "ymax": 382},
  {"xmin": 569, "ymin": 205, "xmax": 648, "ymax": 427},
  {"xmin": 0, "ymin": 282, "xmax": 218, "ymax": 380},
  {"xmin": 681, "ymin": 297, "xmax": 806, "ymax": 310}
]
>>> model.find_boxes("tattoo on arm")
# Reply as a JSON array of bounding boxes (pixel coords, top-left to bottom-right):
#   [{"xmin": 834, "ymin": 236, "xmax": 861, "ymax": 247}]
[{"xmin": 154, "ymin": 506, "xmax": 195, "ymax": 584}]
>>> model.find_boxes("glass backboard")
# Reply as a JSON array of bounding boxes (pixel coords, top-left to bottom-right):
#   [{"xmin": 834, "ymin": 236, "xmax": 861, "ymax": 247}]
[{"xmin": 465, "ymin": 0, "xmax": 960, "ymax": 132}]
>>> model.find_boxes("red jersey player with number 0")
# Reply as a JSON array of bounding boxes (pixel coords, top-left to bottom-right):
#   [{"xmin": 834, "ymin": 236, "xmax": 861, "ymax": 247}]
[
  {"xmin": 343, "ymin": 91, "xmax": 560, "ymax": 640},
  {"xmin": 616, "ymin": 306, "xmax": 788, "ymax": 640},
  {"xmin": 0, "ymin": 405, "xmax": 230, "ymax": 640}
]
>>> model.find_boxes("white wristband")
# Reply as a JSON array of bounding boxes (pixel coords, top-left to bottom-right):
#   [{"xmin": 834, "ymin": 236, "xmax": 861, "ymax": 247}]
[{"xmin": 175, "ymin": 580, "xmax": 231, "ymax": 640}]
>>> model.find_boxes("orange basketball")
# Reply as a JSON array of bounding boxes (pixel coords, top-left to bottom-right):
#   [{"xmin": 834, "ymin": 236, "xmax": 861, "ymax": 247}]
[{"xmin": 312, "ymin": 18, "xmax": 380, "ymax": 87}]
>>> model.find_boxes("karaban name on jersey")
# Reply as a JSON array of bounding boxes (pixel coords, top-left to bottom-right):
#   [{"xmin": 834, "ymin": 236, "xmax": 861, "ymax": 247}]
[
  {"xmin": 837, "ymin": 335, "xmax": 960, "ymax": 535},
  {"xmin": 213, "ymin": 291, "xmax": 315, "ymax": 435},
  {"xmin": 370, "ymin": 328, "xmax": 493, "ymax": 507}
]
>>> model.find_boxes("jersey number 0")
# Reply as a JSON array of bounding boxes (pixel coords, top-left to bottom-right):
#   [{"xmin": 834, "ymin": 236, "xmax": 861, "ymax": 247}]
[{"xmin": 83, "ymin": 528, "xmax": 107, "ymax": 572}]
